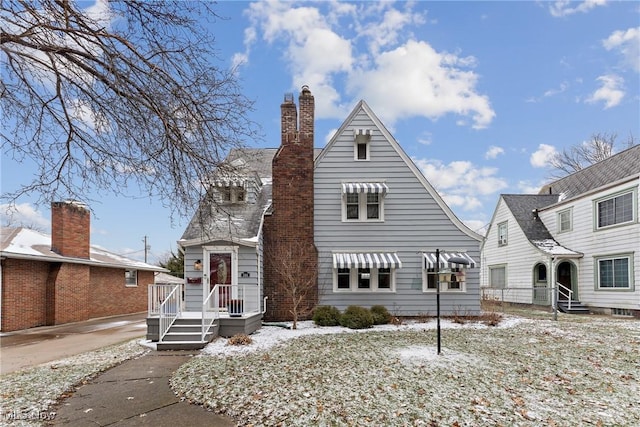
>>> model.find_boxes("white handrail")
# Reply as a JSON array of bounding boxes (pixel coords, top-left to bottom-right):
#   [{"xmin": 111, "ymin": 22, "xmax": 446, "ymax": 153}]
[
  {"xmin": 202, "ymin": 284, "xmax": 220, "ymax": 341},
  {"xmin": 557, "ymin": 282, "xmax": 573, "ymax": 310},
  {"xmin": 148, "ymin": 283, "xmax": 178, "ymax": 316},
  {"xmin": 159, "ymin": 285, "xmax": 181, "ymax": 341}
]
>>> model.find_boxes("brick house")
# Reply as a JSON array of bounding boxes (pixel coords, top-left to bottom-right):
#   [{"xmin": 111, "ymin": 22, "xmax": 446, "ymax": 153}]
[
  {"xmin": 157, "ymin": 86, "xmax": 480, "ymax": 348},
  {"xmin": 0, "ymin": 200, "xmax": 165, "ymax": 332}
]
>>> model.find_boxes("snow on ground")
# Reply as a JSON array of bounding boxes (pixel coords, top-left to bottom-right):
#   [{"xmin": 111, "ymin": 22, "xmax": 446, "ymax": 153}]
[{"xmin": 1, "ymin": 312, "xmax": 638, "ymax": 427}]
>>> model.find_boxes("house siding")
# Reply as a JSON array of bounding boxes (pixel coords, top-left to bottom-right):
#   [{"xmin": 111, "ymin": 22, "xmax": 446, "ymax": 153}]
[
  {"xmin": 481, "ymin": 198, "xmax": 550, "ymax": 304},
  {"xmin": 538, "ymin": 178, "xmax": 640, "ymax": 310},
  {"xmin": 314, "ymin": 106, "xmax": 481, "ymax": 316}
]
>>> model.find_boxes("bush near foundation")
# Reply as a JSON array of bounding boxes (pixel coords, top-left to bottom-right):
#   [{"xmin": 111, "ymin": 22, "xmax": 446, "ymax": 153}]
[
  {"xmin": 312, "ymin": 305, "xmax": 342, "ymax": 326},
  {"xmin": 370, "ymin": 305, "xmax": 392, "ymax": 325},
  {"xmin": 340, "ymin": 305, "xmax": 374, "ymax": 329}
]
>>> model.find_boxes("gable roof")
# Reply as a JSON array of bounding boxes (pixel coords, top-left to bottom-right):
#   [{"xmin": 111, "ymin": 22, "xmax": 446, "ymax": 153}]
[
  {"xmin": 315, "ymin": 100, "xmax": 482, "ymax": 241},
  {"xmin": 539, "ymin": 144, "xmax": 640, "ymax": 200},
  {"xmin": 500, "ymin": 194, "xmax": 582, "ymax": 257},
  {"xmin": 0, "ymin": 227, "xmax": 165, "ymax": 271}
]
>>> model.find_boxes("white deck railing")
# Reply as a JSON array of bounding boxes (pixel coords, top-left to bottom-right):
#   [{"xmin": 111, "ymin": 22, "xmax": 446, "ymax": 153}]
[
  {"xmin": 557, "ymin": 282, "xmax": 573, "ymax": 310},
  {"xmin": 148, "ymin": 284, "xmax": 179, "ymax": 316},
  {"xmin": 158, "ymin": 285, "xmax": 181, "ymax": 341},
  {"xmin": 202, "ymin": 284, "xmax": 219, "ymax": 341}
]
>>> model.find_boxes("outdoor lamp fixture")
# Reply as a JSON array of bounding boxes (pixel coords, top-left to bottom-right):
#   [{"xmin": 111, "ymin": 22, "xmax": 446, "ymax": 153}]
[
  {"xmin": 194, "ymin": 260, "xmax": 202, "ymax": 271},
  {"xmin": 435, "ymin": 249, "xmax": 470, "ymax": 355}
]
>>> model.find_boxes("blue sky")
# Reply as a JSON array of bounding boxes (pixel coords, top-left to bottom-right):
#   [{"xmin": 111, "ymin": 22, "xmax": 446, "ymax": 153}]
[{"xmin": 2, "ymin": 0, "xmax": 639, "ymax": 264}]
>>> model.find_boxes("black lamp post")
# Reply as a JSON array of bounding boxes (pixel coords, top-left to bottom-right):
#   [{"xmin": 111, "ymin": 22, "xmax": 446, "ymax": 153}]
[{"xmin": 435, "ymin": 249, "xmax": 470, "ymax": 355}]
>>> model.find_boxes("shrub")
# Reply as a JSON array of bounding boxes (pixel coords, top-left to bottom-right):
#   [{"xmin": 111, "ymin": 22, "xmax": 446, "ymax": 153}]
[
  {"xmin": 312, "ymin": 305, "xmax": 341, "ymax": 326},
  {"xmin": 370, "ymin": 305, "xmax": 392, "ymax": 325},
  {"xmin": 227, "ymin": 333, "xmax": 253, "ymax": 346},
  {"xmin": 340, "ymin": 305, "xmax": 374, "ymax": 329}
]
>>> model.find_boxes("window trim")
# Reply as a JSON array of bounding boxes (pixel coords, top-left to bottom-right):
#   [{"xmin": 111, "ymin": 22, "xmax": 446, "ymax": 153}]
[
  {"xmin": 488, "ymin": 264, "xmax": 507, "ymax": 289},
  {"xmin": 353, "ymin": 130, "xmax": 371, "ymax": 161},
  {"xmin": 341, "ymin": 192, "xmax": 385, "ymax": 222},
  {"xmin": 593, "ymin": 188, "xmax": 637, "ymax": 231},
  {"xmin": 422, "ymin": 267, "xmax": 467, "ymax": 293},
  {"xmin": 125, "ymin": 269, "xmax": 138, "ymax": 287},
  {"xmin": 557, "ymin": 207, "xmax": 573, "ymax": 233},
  {"xmin": 333, "ymin": 267, "xmax": 396, "ymax": 292},
  {"xmin": 594, "ymin": 253, "xmax": 634, "ymax": 291},
  {"xmin": 497, "ymin": 221, "xmax": 508, "ymax": 246}
]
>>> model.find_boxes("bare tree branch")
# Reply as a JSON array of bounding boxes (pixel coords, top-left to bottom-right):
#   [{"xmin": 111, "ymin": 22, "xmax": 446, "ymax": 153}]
[
  {"xmin": 548, "ymin": 132, "xmax": 636, "ymax": 179},
  {"xmin": 1, "ymin": 0, "xmax": 260, "ymax": 219}
]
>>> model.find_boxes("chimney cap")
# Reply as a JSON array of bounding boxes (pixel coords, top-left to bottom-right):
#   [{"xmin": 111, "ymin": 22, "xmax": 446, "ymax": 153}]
[
  {"xmin": 283, "ymin": 92, "xmax": 294, "ymax": 103},
  {"xmin": 301, "ymin": 85, "xmax": 311, "ymax": 94}
]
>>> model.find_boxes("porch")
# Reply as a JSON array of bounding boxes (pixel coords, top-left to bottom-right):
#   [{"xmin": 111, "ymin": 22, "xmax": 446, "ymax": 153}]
[{"xmin": 146, "ymin": 283, "xmax": 263, "ymax": 350}]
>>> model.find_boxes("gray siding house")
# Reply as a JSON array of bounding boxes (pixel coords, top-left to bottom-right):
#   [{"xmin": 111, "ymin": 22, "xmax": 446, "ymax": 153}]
[
  {"xmin": 148, "ymin": 87, "xmax": 484, "ymax": 348},
  {"xmin": 314, "ymin": 100, "xmax": 482, "ymax": 315}
]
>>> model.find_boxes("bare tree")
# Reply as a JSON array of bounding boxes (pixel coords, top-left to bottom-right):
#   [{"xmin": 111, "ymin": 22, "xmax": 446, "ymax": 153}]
[
  {"xmin": 548, "ymin": 132, "xmax": 636, "ymax": 178},
  {"xmin": 266, "ymin": 240, "xmax": 317, "ymax": 329},
  {"xmin": 1, "ymin": 1, "xmax": 259, "ymax": 217}
]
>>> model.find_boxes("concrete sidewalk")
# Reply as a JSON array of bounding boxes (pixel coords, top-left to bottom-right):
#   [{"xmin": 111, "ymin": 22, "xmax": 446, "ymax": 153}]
[{"xmin": 48, "ymin": 351, "xmax": 235, "ymax": 426}]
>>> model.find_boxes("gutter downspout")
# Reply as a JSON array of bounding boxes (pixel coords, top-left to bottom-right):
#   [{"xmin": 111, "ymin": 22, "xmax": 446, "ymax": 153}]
[{"xmin": 256, "ymin": 204, "xmax": 270, "ymax": 314}]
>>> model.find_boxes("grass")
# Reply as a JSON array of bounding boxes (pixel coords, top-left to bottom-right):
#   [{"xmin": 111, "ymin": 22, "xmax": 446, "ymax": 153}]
[{"xmin": 172, "ymin": 312, "xmax": 640, "ymax": 426}]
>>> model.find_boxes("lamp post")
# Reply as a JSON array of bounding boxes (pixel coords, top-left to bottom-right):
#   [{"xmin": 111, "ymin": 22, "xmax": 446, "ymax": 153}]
[{"xmin": 435, "ymin": 249, "xmax": 470, "ymax": 355}]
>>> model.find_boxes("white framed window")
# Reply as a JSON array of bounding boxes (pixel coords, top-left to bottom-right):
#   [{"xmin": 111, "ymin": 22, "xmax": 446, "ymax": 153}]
[
  {"xmin": 125, "ymin": 269, "xmax": 138, "ymax": 287},
  {"xmin": 333, "ymin": 267, "xmax": 396, "ymax": 292},
  {"xmin": 220, "ymin": 186, "xmax": 246, "ymax": 203},
  {"xmin": 489, "ymin": 265, "xmax": 506, "ymax": 289},
  {"xmin": 497, "ymin": 221, "xmax": 508, "ymax": 246},
  {"xmin": 422, "ymin": 268, "xmax": 466, "ymax": 292},
  {"xmin": 342, "ymin": 193, "xmax": 384, "ymax": 222},
  {"xmin": 596, "ymin": 254, "xmax": 633, "ymax": 290},
  {"xmin": 595, "ymin": 189, "xmax": 635, "ymax": 229},
  {"xmin": 557, "ymin": 208, "xmax": 572, "ymax": 233},
  {"xmin": 353, "ymin": 129, "xmax": 371, "ymax": 161}
]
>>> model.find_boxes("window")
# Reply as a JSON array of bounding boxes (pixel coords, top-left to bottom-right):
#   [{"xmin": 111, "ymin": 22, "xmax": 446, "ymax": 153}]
[
  {"xmin": 558, "ymin": 208, "xmax": 572, "ymax": 233},
  {"xmin": 536, "ymin": 264, "xmax": 547, "ymax": 282},
  {"xmin": 220, "ymin": 186, "xmax": 246, "ymax": 203},
  {"xmin": 125, "ymin": 269, "xmax": 138, "ymax": 287},
  {"xmin": 353, "ymin": 129, "xmax": 371, "ymax": 160},
  {"xmin": 342, "ymin": 193, "xmax": 384, "ymax": 222},
  {"xmin": 497, "ymin": 221, "xmax": 508, "ymax": 246},
  {"xmin": 422, "ymin": 268, "xmax": 466, "ymax": 292},
  {"xmin": 489, "ymin": 265, "xmax": 506, "ymax": 289},
  {"xmin": 596, "ymin": 255, "xmax": 633, "ymax": 290},
  {"xmin": 333, "ymin": 267, "xmax": 396, "ymax": 292},
  {"xmin": 596, "ymin": 190, "xmax": 635, "ymax": 229}
]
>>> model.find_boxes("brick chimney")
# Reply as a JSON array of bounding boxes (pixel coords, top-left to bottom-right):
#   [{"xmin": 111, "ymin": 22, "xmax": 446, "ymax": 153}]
[
  {"xmin": 51, "ymin": 201, "xmax": 90, "ymax": 259},
  {"xmin": 263, "ymin": 86, "xmax": 318, "ymax": 321}
]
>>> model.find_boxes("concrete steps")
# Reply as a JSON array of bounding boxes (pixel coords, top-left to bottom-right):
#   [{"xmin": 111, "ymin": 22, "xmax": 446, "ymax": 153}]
[{"xmin": 557, "ymin": 300, "xmax": 590, "ymax": 315}]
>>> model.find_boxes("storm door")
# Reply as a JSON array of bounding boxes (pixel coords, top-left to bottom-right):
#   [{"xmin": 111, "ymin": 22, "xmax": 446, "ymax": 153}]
[{"xmin": 204, "ymin": 247, "xmax": 237, "ymax": 309}]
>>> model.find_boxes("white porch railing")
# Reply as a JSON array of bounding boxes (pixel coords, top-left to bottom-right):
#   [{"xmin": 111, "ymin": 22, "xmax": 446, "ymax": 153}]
[
  {"xmin": 557, "ymin": 282, "xmax": 573, "ymax": 310},
  {"xmin": 159, "ymin": 285, "xmax": 181, "ymax": 341},
  {"xmin": 148, "ymin": 284, "xmax": 178, "ymax": 316},
  {"xmin": 202, "ymin": 284, "xmax": 219, "ymax": 342}
]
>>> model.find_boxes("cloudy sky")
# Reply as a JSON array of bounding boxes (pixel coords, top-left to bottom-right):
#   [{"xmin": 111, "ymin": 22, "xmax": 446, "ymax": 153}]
[{"xmin": 2, "ymin": 0, "xmax": 639, "ymax": 263}]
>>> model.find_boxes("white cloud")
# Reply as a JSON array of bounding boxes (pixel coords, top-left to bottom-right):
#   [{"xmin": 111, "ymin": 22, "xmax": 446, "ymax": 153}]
[
  {"xmin": 549, "ymin": 0, "xmax": 608, "ymax": 17},
  {"xmin": 602, "ymin": 27, "xmax": 640, "ymax": 73},
  {"xmin": 242, "ymin": 1, "xmax": 495, "ymax": 129},
  {"xmin": 462, "ymin": 219, "xmax": 489, "ymax": 236},
  {"xmin": 586, "ymin": 74, "xmax": 625, "ymax": 109},
  {"xmin": 0, "ymin": 203, "xmax": 50, "ymax": 231},
  {"xmin": 413, "ymin": 158, "xmax": 507, "ymax": 212},
  {"xmin": 485, "ymin": 145, "xmax": 504, "ymax": 159},
  {"xmin": 530, "ymin": 144, "xmax": 558, "ymax": 168},
  {"xmin": 517, "ymin": 180, "xmax": 543, "ymax": 194}
]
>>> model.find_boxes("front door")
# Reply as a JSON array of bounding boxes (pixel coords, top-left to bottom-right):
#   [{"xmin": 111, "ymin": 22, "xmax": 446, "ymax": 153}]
[
  {"xmin": 557, "ymin": 261, "xmax": 573, "ymax": 301},
  {"xmin": 204, "ymin": 246, "xmax": 238, "ymax": 309}
]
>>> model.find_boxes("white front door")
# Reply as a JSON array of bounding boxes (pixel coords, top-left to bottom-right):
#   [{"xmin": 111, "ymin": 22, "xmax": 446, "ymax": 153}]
[{"xmin": 203, "ymin": 246, "xmax": 238, "ymax": 307}]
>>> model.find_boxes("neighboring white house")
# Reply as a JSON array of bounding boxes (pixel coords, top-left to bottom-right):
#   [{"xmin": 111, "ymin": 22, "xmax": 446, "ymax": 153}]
[{"xmin": 481, "ymin": 145, "xmax": 640, "ymax": 316}]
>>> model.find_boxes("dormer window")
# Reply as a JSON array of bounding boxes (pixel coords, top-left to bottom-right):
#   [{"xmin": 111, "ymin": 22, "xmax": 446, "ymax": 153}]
[
  {"xmin": 221, "ymin": 186, "xmax": 245, "ymax": 203},
  {"xmin": 354, "ymin": 128, "xmax": 371, "ymax": 161}
]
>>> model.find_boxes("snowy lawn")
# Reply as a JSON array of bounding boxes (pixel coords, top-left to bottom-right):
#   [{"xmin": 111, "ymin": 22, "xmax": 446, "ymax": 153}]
[
  {"xmin": 0, "ymin": 340, "xmax": 148, "ymax": 426},
  {"xmin": 173, "ymin": 314, "xmax": 640, "ymax": 426}
]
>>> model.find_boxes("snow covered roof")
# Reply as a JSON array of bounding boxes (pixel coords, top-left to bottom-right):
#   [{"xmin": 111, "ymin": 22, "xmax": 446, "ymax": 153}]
[
  {"xmin": 531, "ymin": 239, "xmax": 583, "ymax": 257},
  {"xmin": 0, "ymin": 227, "xmax": 165, "ymax": 271}
]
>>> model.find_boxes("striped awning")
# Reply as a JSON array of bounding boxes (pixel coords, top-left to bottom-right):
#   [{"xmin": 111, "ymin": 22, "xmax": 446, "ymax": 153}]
[
  {"xmin": 341, "ymin": 182, "xmax": 389, "ymax": 194},
  {"xmin": 423, "ymin": 252, "xmax": 476, "ymax": 269},
  {"xmin": 333, "ymin": 252, "xmax": 402, "ymax": 269}
]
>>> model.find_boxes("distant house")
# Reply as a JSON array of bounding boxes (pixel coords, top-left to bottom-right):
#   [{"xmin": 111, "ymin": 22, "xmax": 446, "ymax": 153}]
[
  {"xmin": 0, "ymin": 201, "xmax": 165, "ymax": 332},
  {"xmin": 481, "ymin": 145, "xmax": 639, "ymax": 316},
  {"xmin": 149, "ymin": 86, "xmax": 482, "ymax": 349}
]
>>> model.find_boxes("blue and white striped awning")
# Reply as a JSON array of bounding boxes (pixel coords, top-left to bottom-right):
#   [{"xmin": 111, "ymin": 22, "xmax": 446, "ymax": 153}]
[
  {"xmin": 423, "ymin": 252, "xmax": 476, "ymax": 269},
  {"xmin": 341, "ymin": 182, "xmax": 389, "ymax": 194},
  {"xmin": 333, "ymin": 252, "xmax": 402, "ymax": 269}
]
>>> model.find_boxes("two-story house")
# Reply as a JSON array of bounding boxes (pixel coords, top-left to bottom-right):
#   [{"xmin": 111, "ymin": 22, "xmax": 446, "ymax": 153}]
[
  {"xmin": 148, "ymin": 87, "xmax": 482, "ymax": 349},
  {"xmin": 481, "ymin": 145, "xmax": 639, "ymax": 316}
]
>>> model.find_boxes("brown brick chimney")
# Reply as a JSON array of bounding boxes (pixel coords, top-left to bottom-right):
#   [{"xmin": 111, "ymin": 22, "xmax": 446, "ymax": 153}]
[
  {"xmin": 51, "ymin": 201, "xmax": 90, "ymax": 259},
  {"xmin": 263, "ymin": 86, "xmax": 318, "ymax": 321}
]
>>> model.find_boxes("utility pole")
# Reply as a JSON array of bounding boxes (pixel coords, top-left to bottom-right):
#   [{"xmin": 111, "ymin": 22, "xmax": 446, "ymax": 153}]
[{"xmin": 143, "ymin": 236, "xmax": 150, "ymax": 263}]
